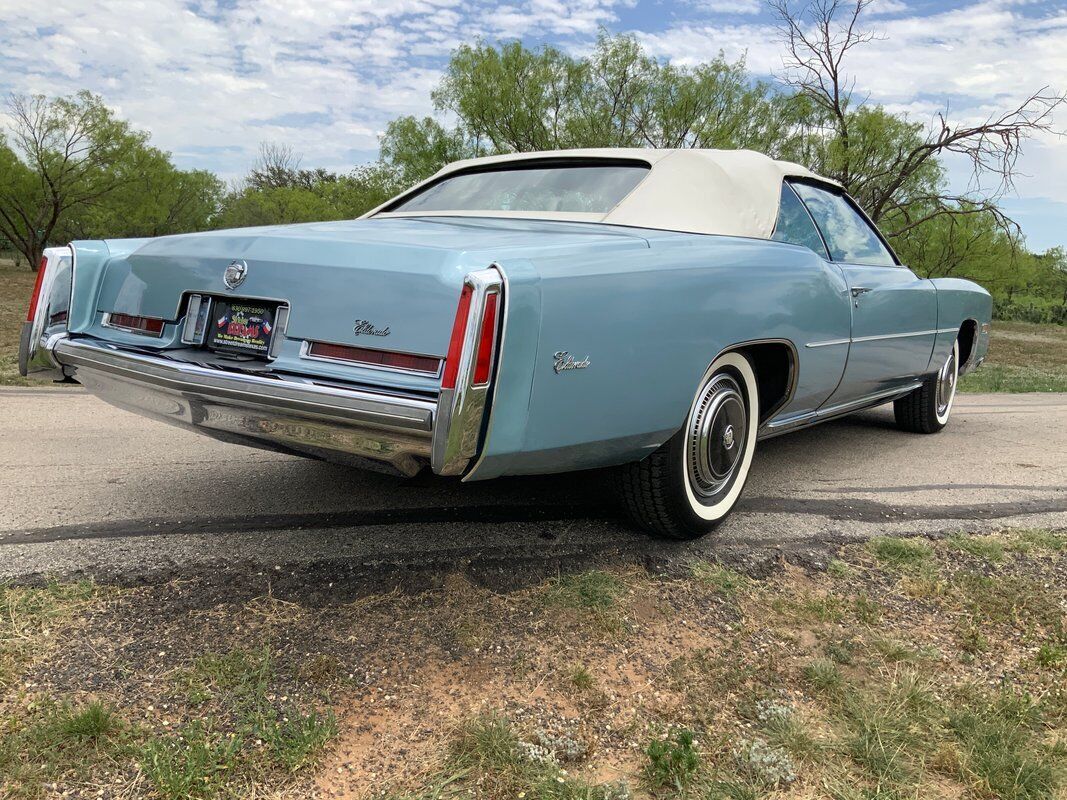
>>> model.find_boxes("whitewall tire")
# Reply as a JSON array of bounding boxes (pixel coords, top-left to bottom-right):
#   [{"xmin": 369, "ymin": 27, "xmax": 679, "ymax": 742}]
[
  {"xmin": 617, "ymin": 352, "xmax": 760, "ymax": 539},
  {"xmin": 895, "ymin": 338, "xmax": 959, "ymax": 434}
]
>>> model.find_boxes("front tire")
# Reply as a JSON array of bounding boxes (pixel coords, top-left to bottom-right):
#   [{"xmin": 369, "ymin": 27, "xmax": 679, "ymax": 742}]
[
  {"xmin": 894, "ymin": 338, "xmax": 959, "ymax": 434},
  {"xmin": 617, "ymin": 352, "xmax": 759, "ymax": 539}
]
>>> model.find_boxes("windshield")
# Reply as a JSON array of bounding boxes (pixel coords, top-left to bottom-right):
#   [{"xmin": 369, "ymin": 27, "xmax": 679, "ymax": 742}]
[{"xmin": 389, "ymin": 163, "xmax": 650, "ymax": 214}]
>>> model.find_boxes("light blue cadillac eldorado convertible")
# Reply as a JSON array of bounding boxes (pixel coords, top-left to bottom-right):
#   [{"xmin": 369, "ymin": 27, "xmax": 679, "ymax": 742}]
[{"xmin": 20, "ymin": 149, "xmax": 992, "ymax": 538}]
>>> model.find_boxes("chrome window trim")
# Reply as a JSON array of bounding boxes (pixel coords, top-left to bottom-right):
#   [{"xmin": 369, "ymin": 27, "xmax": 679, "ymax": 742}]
[
  {"xmin": 299, "ymin": 339, "xmax": 444, "ymax": 378},
  {"xmin": 101, "ymin": 312, "xmax": 166, "ymax": 338}
]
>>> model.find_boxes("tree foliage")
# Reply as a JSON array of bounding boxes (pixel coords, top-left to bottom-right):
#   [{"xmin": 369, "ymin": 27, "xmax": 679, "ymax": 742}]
[
  {"xmin": 214, "ymin": 161, "xmax": 403, "ymax": 229},
  {"xmin": 0, "ymin": 92, "xmax": 221, "ymax": 269}
]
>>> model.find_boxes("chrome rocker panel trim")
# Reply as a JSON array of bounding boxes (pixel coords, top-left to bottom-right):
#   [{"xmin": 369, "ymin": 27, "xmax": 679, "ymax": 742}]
[
  {"xmin": 758, "ymin": 382, "xmax": 921, "ymax": 440},
  {"xmin": 52, "ymin": 337, "xmax": 436, "ymax": 477}
]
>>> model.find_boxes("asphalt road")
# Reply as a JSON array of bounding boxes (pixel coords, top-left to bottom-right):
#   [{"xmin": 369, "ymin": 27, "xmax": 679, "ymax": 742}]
[{"xmin": 2, "ymin": 387, "xmax": 1065, "ymax": 593}]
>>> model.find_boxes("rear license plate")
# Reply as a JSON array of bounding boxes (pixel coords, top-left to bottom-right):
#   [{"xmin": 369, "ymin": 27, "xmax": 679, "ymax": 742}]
[{"xmin": 207, "ymin": 300, "xmax": 277, "ymax": 356}]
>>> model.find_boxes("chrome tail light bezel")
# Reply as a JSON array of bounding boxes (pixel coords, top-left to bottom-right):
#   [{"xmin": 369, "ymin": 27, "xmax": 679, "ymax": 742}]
[
  {"xmin": 19, "ymin": 246, "xmax": 74, "ymax": 380},
  {"xmin": 431, "ymin": 266, "xmax": 504, "ymax": 476}
]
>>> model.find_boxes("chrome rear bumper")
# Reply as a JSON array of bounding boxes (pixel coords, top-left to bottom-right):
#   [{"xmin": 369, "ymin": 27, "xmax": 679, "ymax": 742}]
[{"xmin": 53, "ymin": 337, "xmax": 437, "ymax": 476}]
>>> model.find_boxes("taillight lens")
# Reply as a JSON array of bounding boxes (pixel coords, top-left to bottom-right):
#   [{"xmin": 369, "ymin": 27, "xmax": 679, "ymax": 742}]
[
  {"xmin": 106, "ymin": 313, "xmax": 165, "ymax": 336},
  {"xmin": 307, "ymin": 341, "xmax": 441, "ymax": 375},
  {"xmin": 26, "ymin": 256, "xmax": 49, "ymax": 322},
  {"xmin": 441, "ymin": 284, "xmax": 473, "ymax": 390},
  {"xmin": 472, "ymin": 292, "xmax": 499, "ymax": 386}
]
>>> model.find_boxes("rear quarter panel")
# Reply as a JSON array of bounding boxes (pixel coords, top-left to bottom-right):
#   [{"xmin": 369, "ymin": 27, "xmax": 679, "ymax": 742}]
[
  {"xmin": 928, "ymin": 278, "xmax": 993, "ymax": 374},
  {"xmin": 472, "ymin": 233, "xmax": 853, "ymax": 479}
]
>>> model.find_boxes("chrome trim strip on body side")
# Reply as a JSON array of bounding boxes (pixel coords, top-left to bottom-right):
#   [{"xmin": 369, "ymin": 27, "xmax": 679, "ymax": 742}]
[
  {"xmin": 53, "ymin": 338, "xmax": 435, "ymax": 434},
  {"xmin": 758, "ymin": 382, "xmax": 921, "ymax": 440},
  {"xmin": 805, "ymin": 338, "xmax": 850, "ymax": 349},
  {"xmin": 431, "ymin": 267, "xmax": 504, "ymax": 476},
  {"xmin": 806, "ymin": 327, "xmax": 959, "ymax": 349}
]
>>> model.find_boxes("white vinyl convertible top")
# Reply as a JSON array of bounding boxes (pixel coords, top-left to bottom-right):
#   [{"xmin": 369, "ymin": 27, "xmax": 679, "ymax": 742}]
[{"xmin": 370, "ymin": 148, "xmax": 838, "ymax": 239}]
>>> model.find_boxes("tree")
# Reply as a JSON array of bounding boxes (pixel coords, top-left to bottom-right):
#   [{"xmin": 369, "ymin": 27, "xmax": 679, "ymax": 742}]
[
  {"xmin": 55, "ymin": 148, "xmax": 223, "ymax": 241},
  {"xmin": 215, "ymin": 150, "xmax": 406, "ymax": 230},
  {"xmin": 0, "ymin": 92, "xmax": 150, "ymax": 270},
  {"xmin": 246, "ymin": 142, "xmax": 339, "ymax": 192},
  {"xmin": 770, "ymin": 0, "xmax": 1065, "ymax": 231},
  {"xmin": 430, "ymin": 34, "xmax": 790, "ymax": 154},
  {"xmin": 379, "ymin": 116, "xmax": 480, "ymax": 184}
]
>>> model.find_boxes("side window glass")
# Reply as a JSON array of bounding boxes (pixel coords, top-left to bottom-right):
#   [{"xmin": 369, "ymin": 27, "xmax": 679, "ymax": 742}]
[
  {"xmin": 771, "ymin": 183, "xmax": 828, "ymax": 259},
  {"xmin": 791, "ymin": 183, "xmax": 896, "ymax": 266}
]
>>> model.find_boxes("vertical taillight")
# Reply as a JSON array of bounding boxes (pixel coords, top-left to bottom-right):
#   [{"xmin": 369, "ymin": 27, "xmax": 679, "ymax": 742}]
[
  {"xmin": 472, "ymin": 293, "xmax": 498, "ymax": 386},
  {"xmin": 26, "ymin": 256, "xmax": 49, "ymax": 322},
  {"xmin": 441, "ymin": 284, "xmax": 473, "ymax": 390},
  {"xmin": 431, "ymin": 267, "xmax": 504, "ymax": 477}
]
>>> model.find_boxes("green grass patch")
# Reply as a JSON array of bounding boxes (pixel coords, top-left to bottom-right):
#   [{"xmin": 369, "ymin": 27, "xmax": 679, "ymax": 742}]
[
  {"xmin": 0, "ymin": 700, "xmax": 134, "ymax": 798},
  {"xmin": 643, "ymin": 729, "xmax": 701, "ymax": 791},
  {"xmin": 1007, "ymin": 529, "xmax": 1066, "ymax": 554},
  {"xmin": 566, "ymin": 664, "xmax": 595, "ymax": 692},
  {"xmin": 1036, "ymin": 643, "xmax": 1066, "ymax": 670},
  {"xmin": 958, "ymin": 321, "xmax": 1067, "ymax": 394},
  {"xmin": 545, "ymin": 571, "xmax": 625, "ymax": 611},
  {"xmin": 691, "ymin": 561, "xmax": 750, "ymax": 595},
  {"xmin": 143, "ymin": 646, "xmax": 337, "ymax": 797},
  {"xmin": 953, "ymin": 572, "xmax": 1064, "ymax": 633},
  {"xmin": 140, "ymin": 721, "xmax": 243, "ymax": 800},
  {"xmin": 959, "ymin": 364, "xmax": 1067, "ymax": 393},
  {"xmin": 445, "ymin": 713, "xmax": 624, "ymax": 799},
  {"xmin": 0, "ymin": 580, "xmax": 102, "ymax": 689},
  {"xmin": 803, "ymin": 658, "xmax": 843, "ymax": 695},
  {"xmin": 948, "ymin": 533, "xmax": 1006, "ymax": 562},
  {"xmin": 868, "ymin": 536, "xmax": 932, "ymax": 568}
]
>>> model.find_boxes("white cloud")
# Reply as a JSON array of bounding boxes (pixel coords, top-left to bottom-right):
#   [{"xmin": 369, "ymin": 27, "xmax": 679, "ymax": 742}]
[
  {"xmin": 690, "ymin": 0, "xmax": 763, "ymax": 15},
  {"xmin": 0, "ymin": 0, "xmax": 629, "ymax": 177},
  {"xmin": 0, "ymin": 0, "xmax": 1063, "ymax": 246}
]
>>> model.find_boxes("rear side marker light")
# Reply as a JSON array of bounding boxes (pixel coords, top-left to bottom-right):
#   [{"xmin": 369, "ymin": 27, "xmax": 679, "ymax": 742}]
[
  {"xmin": 307, "ymin": 341, "xmax": 442, "ymax": 375},
  {"xmin": 106, "ymin": 313, "xmax": 165, "ymax": 336},
  {"xmin": 472, "ymin": 292, "xmax": 498, "ymax": 386}
]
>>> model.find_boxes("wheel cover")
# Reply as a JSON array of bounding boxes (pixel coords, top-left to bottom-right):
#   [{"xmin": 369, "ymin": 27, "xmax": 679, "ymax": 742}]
[
  {"xmin": 687, "ymin": 373, "xmax": 747, "ymax": 500},
  {"xmin": 936, "ymin": 345, "xmax": 957, "ymax": 416}
]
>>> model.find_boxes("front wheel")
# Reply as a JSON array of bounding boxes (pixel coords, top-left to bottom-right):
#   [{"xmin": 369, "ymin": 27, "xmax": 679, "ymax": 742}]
[
  {"xmin": 894, "ymin": 338, "xmax": 959, "ymax": 434},
  {"xmin": 616, "ymin": 352, "xmax": 759, "ymax": 539}
]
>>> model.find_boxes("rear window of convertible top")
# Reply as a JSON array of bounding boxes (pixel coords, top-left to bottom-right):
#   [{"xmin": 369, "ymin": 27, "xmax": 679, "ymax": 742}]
[{"xmin": 386, "ymin": 160, "xmax": 650, "ymax": 215}]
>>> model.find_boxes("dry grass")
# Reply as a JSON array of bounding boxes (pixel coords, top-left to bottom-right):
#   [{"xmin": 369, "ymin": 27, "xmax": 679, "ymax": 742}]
[
  {"xmin": 960, "ymin": 320, "xmax": 1067, "ymax": 392},
  {"xmin": 1, "ymin": 529, "xmax": 1064, "ymax": 798},
  {"xmin": 0, "ymin": 257, "xmax": 41, "ymax": 385}
]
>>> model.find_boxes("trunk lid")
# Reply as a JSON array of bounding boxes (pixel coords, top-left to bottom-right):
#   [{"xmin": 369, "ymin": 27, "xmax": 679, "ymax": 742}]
[{"xmin": 94, "ymin": 217, "xmax": 647, "ymax": 362}]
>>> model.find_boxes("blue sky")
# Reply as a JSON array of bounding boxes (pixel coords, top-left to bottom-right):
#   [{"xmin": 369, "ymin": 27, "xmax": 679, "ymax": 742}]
[{"xmin": 2, "ymin": 0, "xmax": 1064, "ymax": 250}]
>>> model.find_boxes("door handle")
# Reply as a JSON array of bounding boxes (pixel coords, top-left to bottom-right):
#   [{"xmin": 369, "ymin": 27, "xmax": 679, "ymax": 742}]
[{"xmin": 850, "ymin": 286, "xmax": 872, "ymax": 298}]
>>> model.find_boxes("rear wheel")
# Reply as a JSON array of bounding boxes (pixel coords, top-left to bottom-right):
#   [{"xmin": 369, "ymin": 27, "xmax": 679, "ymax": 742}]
[
  {"xmin": 894, "ymin": 338, "xmax": 959, "ymax": 434},
  {"xmin": 617, "ymin": 352, "xmax": 759, "ymax": 539}
]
